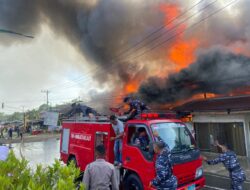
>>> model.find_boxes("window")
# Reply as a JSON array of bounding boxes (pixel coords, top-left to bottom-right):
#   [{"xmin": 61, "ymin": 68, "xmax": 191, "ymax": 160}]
[
  {"xmin": 95, "ymin": 131, "xmax": 109, "ymax": 159},
  {"xmin": 151, "ymin": 122, "xmax": 195, "ymax": 154},
  {"xmin": 61, "ymin": 129, "xmax": 70, "ymax": 154},
  {"xmin": 127, "ymin": 124, "xmax": 153, "ymax": 161},
  {"xmin": 127, "ymin": 124, "xmax": 151, "ymax": 149}
]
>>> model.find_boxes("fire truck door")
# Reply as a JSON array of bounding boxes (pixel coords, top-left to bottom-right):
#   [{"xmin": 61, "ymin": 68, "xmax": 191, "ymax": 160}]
[{"xmin": 95, "ymin": 131, "xmax": 109, "ymax": 159}]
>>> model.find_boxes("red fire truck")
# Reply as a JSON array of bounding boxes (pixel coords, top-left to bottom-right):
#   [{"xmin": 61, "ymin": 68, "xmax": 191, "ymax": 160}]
[{"xmin": 60, "ymin": 113, "xmax": 205, "ymax": 190}]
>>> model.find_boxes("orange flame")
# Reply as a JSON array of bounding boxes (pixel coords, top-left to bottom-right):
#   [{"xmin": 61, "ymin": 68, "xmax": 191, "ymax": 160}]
[
  {"xmin": 168, "ymin": 39, "xmax": 198, "ymax": 71},
  {"xmin": 113, "ymin": 2, "xmax": 250, "ymax": 110},
  {"xmin": 160, "ymin": 4, "xmax": 180, "ymax": 28},
  {"xmin": 160, "ymin": 3, "xmax": 199, "ymax": 71},
  {"xmin": 124, "ymin": 81, "xmax": 139, "ymax": 94}
]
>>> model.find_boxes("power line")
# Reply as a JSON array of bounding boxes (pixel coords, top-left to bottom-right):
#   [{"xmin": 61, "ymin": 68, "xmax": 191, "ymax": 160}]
[
  {"xmin": 118, "ymin": 0, "xmax": 217, "ymax": 62},
  {"xmin": 36, "ymin": 0, "xmax": 238, "ymax": 97},
  {"xmin": 122, "ymin": 0, "xmax": 237, "ymax": 62},
  {"xmin": 0, "ymin": 29, "xmax": 34, "ymax": 38},
  {"xmin": 5, "ymin": 1, "xmax": 239, "ymax": 107},
  {"xmin": 49, "ymin": 0, "xmax": 229, "ymax": 92},
  {"xmin": 114, "ymin": 0, "xmax": 205, "ymax": 59}
]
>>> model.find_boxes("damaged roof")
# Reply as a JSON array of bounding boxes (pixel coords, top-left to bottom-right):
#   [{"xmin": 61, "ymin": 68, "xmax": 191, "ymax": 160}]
[{"xmin": 173, "ymin": 95, "xmax": 250, "ymax": 112}]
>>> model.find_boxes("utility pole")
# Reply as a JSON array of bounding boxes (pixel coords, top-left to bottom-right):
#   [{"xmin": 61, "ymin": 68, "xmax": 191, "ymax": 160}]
[{"xmin": 41, "ymin": 90, "xmax": 50, "ymax": 108}]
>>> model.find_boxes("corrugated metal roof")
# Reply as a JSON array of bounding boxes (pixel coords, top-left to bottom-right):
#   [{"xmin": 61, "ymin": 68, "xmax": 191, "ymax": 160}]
[{"xmin": 173, "ymin": 95, "xmax": 250, "ymax": 112}]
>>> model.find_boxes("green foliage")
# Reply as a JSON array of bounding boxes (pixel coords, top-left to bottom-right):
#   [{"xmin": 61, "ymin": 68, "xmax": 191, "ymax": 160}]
[
  {"xmin": 38, "ymin": 104, "xmax": 50, "ymax": 112},
  {"xmin": 26, "ymin": 109, "xmax": 39, "ymax": 120},
  {"xmin": 7, "ymin": 112, "xmax": 23, "ymax": 122},
  {"xmin": 0, "ymin": 151, "xmax": 84, "ymax": 190}
]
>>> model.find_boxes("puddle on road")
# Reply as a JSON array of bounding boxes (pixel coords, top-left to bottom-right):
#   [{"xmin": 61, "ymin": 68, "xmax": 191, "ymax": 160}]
[{"xmin": 12, "ymin": 138, "xmax": 60, "ymax": 168}]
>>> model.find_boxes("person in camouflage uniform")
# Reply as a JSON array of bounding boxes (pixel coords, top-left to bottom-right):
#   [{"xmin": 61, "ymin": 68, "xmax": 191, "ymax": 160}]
[
  {"xmin": 149, "ymin": 140, "xmax": 177, "ymax": 190},
  {"xmin": 123, "ymin": 97, "xmax": 148, "ymax": 120},
  {"xmin": 203, "ymin": 141, "xmax": 246, "ymax": 190}
]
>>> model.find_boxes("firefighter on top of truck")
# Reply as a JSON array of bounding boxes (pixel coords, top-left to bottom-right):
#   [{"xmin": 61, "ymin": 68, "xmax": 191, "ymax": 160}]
[
  {"xmin": 123, "ymin": 96, "xmax": 149, "ymax": 121},
  {"xmin": 109, "ymin": 115, "xmax": 124, "ymax": 166}
]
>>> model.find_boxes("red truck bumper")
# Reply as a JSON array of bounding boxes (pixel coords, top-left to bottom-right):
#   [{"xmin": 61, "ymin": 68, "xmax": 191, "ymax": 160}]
[
  {"xmin": 178, "ymin": 177, "xmax": 205, "ymax": 190},
  {"xmin": 147, "ymin": 177, "xmax": 205, "ymax": 190}
]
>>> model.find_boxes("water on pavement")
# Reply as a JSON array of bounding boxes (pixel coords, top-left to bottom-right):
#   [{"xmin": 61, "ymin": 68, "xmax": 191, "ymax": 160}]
[{"xmin": 12, "ymin": 138, "xmax": 60, "ymax": 168}]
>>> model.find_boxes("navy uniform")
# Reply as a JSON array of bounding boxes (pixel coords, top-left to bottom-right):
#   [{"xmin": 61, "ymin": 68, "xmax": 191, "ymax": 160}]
[
  {"xmin": 125, "ymin": 99, "xmax": 148, "ymax": 120},
  {"xmin": 135, "ymin": 136, "xmax": 149, "ymax": 151},
  {"xmin": 206, "ymin": 151, "xmax": 246, "ymax": 190},
  {"xmin": 152, "ymin": 147, "xmax": 177, "ymax": 190}
]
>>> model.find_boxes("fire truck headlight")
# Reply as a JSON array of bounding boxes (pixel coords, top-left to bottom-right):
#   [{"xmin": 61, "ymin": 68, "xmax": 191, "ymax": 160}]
[{"xmin": 195, "ymin": 167, "xmax": 203, "ymax": 179}]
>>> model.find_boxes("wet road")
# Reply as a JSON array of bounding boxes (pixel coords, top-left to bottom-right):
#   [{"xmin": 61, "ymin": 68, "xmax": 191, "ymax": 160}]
[{"xmin": 12, "ymin": 138, "xmax": 60, "ymax": 168}]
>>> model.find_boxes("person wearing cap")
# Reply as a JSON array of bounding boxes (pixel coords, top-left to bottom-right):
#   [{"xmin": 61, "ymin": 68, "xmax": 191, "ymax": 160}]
[
  {"xmin": 149, "ymin": 141, "xmax": 177, "ymax": 190},
  {"xmin": 110, "ymin": 115, "xmax": 124, "ymax": 166},
  {"xmin": 202, "ymin": 140, "xmax": 246, "ymax": 190},
  {"xmin": 123, "ymin": 96, "xmax": 148, "ymax": 121}
]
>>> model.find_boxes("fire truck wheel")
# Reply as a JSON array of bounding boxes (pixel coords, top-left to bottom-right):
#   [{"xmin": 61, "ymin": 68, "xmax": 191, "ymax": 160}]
[
  {"xmin": 67, "ymin": 156, "xmax": 78, "ymax": 167},
  {"xmin": 124, "ymin": 173, "xmax": 143, "ymax": 190}
]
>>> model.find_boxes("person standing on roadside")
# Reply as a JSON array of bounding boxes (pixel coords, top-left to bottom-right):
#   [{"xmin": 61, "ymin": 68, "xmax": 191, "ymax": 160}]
[
  {"xmin": 0, "ymin": 125, "xmax": 4, "ymax": 138},
  {"xmin": 202, "ymin": 140, "xmax": 246, "ymax": 190},
  {"xmin": 109, "ymin": 115, "xmax": 124, "ymax": 166},
  {"xmin": 20, "ymin": 126, "xmax": 25, "ymax": 140},
  {"xmin": 8, "ymin": 126, "xmax": 13, "ymax": 140},
  {"xmin": 83, "ymin": 145, "xmax": 119, "ymax": 190}
]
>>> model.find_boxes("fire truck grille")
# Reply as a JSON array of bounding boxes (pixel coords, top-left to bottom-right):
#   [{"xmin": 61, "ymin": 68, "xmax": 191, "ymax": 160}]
[{"xmin": 178, "ymin": 173, "xmax": 195, "ymax": 185}]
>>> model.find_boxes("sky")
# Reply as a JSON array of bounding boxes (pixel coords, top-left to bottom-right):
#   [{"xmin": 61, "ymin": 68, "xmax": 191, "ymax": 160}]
[{"xmin": 0, "ymin": 25, "xmax": 99, "ymax": 113}]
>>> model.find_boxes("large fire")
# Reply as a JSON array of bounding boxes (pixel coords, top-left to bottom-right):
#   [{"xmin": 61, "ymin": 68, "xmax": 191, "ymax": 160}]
[
  {"xmin": 113, "ymin": 2, "xmax": 250, "ymax": 109},
  {"xmin": 121, "ymin": 3, "xmax": 199, "ymax": 96},
  {"xmin": 117, "ymin": 2, "xmax": 200, "ymax": 106}
]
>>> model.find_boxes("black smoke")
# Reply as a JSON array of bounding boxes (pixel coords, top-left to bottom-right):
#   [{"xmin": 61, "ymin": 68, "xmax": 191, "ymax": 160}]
[
  {"xmin": 0, "ymin": 0, "xmax": 166, "ymax": 84},
  {"xmin": 139, "ymin": 48, "xmax": 250, "ymax": 104}
]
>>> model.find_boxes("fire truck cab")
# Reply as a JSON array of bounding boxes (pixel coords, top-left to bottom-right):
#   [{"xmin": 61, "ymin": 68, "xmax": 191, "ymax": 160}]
[{"xmin": 60, "ymin": 113, "xmax": 205, "ymax": 190}]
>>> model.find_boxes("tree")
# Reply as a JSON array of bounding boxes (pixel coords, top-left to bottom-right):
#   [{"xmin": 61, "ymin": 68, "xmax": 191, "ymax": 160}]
[
  {"xmin": 38, "ymin": 104, "xmax": 49, "ymax": 112},
  {"xmin": 0, "ymin": 112, "xmax": 7, "ymax": 121},
  {"xmin": 7, "ymin": 112, "xmax": 23, "ymax": 121},
  {"xmin": 26, "ymin": 109, "xmax": 39, "ymax": 120}
]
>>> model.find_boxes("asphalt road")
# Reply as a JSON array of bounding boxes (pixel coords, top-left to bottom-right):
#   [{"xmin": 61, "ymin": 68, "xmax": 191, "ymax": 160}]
[{"xmin": 203, "ymin": 173, "xmax": 250, "ymax": 190}]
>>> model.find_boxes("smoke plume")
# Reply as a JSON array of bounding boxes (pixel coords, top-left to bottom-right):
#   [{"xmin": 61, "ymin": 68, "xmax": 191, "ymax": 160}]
[
  {"xmin": 2, "ymin": 0, "xmax": 250, "ymax": 107},
  {"xmin": 139, "ymin": 48, "xmax": 250, "ymax": 104},
  {"xmin": 0, "ymin": 0, "xmax": 166, "ymax": 85}
]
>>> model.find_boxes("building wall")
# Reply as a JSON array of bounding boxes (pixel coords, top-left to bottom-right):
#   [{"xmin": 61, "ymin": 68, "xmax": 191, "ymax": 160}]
[
  {"xmin": 192, "ymin": 112, "xmax": 250, "ymax": 157},
  {"xmin": 243, "ymin": 114, "xmax": 250, "ymax": 158}
]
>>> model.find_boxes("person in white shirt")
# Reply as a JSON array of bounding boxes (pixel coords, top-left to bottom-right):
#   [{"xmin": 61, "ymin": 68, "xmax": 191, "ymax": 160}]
[
  {"xmin": 110, "ymin": 115, "xmax": 124, "ymax": 166},
  {"xmin": 83, "ymin": 145, "xmax": 119, "ymax": 190}
]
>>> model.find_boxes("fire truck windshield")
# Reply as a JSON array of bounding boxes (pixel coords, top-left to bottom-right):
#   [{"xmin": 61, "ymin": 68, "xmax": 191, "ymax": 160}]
[{"xmin": 151, "ymin": 122, "xmax": 195, "ymax": 154}]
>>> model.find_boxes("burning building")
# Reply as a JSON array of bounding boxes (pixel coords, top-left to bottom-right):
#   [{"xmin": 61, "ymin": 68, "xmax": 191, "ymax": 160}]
[{"xmin": 1, "ymin": 0, "xmax": 250, "ymax": 156}]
